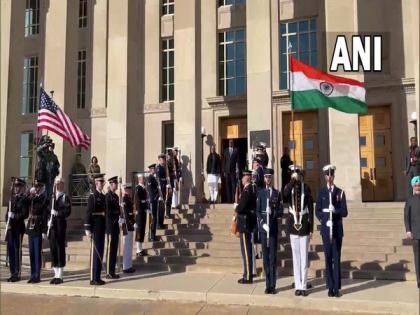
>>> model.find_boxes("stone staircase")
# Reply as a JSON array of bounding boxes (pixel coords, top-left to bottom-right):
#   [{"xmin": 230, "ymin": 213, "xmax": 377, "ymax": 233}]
[{"xmin": 0, "ymin": 202, "xmax": 415, "ymax": 281}]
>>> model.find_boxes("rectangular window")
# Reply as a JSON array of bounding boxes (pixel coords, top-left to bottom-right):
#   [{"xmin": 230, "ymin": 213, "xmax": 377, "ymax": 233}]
[
  {"xmin": 280, "ymin": 17, "xmax": 317, "ymax": 89},
  {"xmin": 20, "ymin": 132, "xmax": 34, "ymax": 181},
  {"xmin": 162, "ymin": 0, "xmax": 174, "ymax": 15},
  {"xmin": 218, "ymin": 29, "xmax": 246, "ymax": 96},
  {"xmin": 25, "ymin": 0, "xmax": 40, "ymax": 37},
  {"xmin": 162, "ymin": 38, "xmax": 174, "ymax": 102},
  {"xmin": 77, "ymin": 50, "xmax": 87, "ymax": 109},
  {"xmin": 162, "ymin": 121, "xmax": 174, "ymax": 153},
  {"xmin": 22, "ymin": 56, "xmax": 39, "ymax": 113},
  {"xmin": 79, "ymin": 0, "xmax": 88, "ymax": 28},
  {"xmin": 218, "ymin": 0, "xmax": 245, "ymax": 6}
]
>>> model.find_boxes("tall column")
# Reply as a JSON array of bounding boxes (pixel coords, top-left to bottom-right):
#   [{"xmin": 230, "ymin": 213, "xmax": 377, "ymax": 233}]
[
  {"xmin": 246, "ymin": 0, "xmax": 273, "ymax": 167},
  {"xmin": 174, "ymin": 0, "xmax": 202, "ymax": 203},
  {"xmin": 105, "ymin": 0, "xmax": 129, "ymax": 180},
  {"xmin": 325, "ymin": 0, "xmax": 362, "ymax": 201}
]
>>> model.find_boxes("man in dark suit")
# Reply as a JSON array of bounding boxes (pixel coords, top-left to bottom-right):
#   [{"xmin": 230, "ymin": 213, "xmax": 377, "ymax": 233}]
[
  {"xmin": 404, "ymin": 175, "xmax": 420, "ymax": 289},
  {"xmin": 405, "ymin": 137, "xmax": 420, "ymax": 198},
  {"xmin": 223, "ymin": 139, "xmax": 238, "ymax": 203}
]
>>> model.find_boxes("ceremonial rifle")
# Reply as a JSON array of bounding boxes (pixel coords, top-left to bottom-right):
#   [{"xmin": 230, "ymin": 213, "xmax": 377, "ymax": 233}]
[
  {"xmin": 266, "ymin": 189, "xmax": 270, "ymax": 248},
  {"xmin": 118, "ymin": 177, "xmax": 128, "ymax": 272},
  {"xmin": 46, "ymin": 182, "xmax": 57, "ymax": 239},
  {"xmin": 4, "ymin": 177, "xmax": 16, "ymax": 242}
]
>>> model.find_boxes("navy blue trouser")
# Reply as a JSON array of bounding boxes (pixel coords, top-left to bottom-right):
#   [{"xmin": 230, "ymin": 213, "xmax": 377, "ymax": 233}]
[
  {"xmin": 240, "ymin": 232, "xmax": 253, "ymax": 281},
  {"xmin": 90, "ymin": 231, "xmax": 105, "ymax": 282},
  {"xmin": 261, "ymin": 232, "xmax": 278, "ymax": 289},
  {"xmin": 150, "ymin": 200, "xmax": 158, "ymax": 239},
  {"xmin": 28, "ymin": 234, "xmax": 42, "ymax": 280},
  {"xmin": 7, "ymin": 230, "xmax": 23, "ymax": 277},
  {"xmin": 322, "ymin": 235, "xmax": 343, "ymax": 291},
  {"xmin": 106, "ymin": 224, "xmax": 120, "ymax": 275}
]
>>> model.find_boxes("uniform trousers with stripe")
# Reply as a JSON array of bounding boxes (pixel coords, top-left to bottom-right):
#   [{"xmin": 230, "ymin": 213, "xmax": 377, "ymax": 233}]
[
  {"xmin": 90, "ymin": 231, "xmax": 105, "ymax": 282},
  {"xmin": 136, "ymin": 211, "xmax": 147, "ymax": 243},
  {"xmin": 290, "ymin": 234, "xmax": 309, "ymax": 290},
  {"xmin": 239, "ymin": 232, "xmax": 253, "ymax": 281},
  {"xmin": 261, "ymin": 231, "xmax": 278, "ymax": 290},
  {"xmin": 322, "ymin": 235, "xmax": 343, "ymax": 291},
  {"xmin": 7, "ymin": 230, "xmax": 23, "ymax": 277},
  {"xmin": 106, "ymin": 223, "xmax": 120, "ymax": 276},
  {"xmin": 123, "ymin": 231, "xmax": 133, "ymax": 270},
  {"xmin": 149, "ymin": 200, "xmax": 158, "ymax": 238},
  {"xmin": 412, "ymin": 239, "xmax": 420, "ymax": 288},
  {"xmin": 28, "ymin": 234, "xmax": 42, "ymax": 280}
]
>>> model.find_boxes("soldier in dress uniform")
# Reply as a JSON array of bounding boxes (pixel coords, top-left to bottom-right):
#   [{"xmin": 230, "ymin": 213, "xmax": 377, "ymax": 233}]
[
  {"xmin": 166, "ymin": 149, "xmax": 177, "ymax": 214},
  {"xmin": 156, "ymin": 154, "xmax": 172, "ymax": 223},
  {"xmin": 105, "ymin": 176, "xmax": 122, "ymax": 279},
  {"xmin": 135, "ymin": 174, "xmax": 149, "ymax": 257},
  {"xmin": 283, "ymin": 165, "xmax": 313, "ymax": 296},
  {"xmin": 146, "ymin": 164, "xmax": 159, "ymax": 241},
  {"xmin": 234, "ymin": 170, "xmax": 257, "ymax": 284},
  {"xmin": 48, "ymin": 178, "xmax": 71, "ymax": 284},
  {"xmin": 252, "ymin": 158, "xmax": 265, "ymax": 190},
  {"xmin": 5, "ymin": 178, "xmax": 29, "ymax": 282},
  {"xmin": 173, "ymin": 147, "xmax": 183, "ymax": 208},
  {"xmin": 26, "ymin": 180, "xmax": 49, "ymax": 283},
  {"xmin": 122, "ymin": 182, "xmax": 136, "ymax": 273},
  {"xmin": 84, "ymin": 174, "xmax": 106, "ymax": 285},
  {"xmin": 256, "ymin": 168, "xmax": 283, "ymax": 294},
  {"xmin": 316, "ymin": 165, "xmax": 348, "ymax": 298}
]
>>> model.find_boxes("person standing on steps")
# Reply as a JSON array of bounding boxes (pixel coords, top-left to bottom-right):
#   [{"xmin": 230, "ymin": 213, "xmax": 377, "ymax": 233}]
[
  {"xmin": 206, "ymin": 145, "xmax": 221, "ymax": 207},
  {"xmin": 121, "ymin": 182, "xmax": 136, "ymax": 273},
  {"xmin": 223, "ymin": 139, "xmax": 239, "ymax": 203}
]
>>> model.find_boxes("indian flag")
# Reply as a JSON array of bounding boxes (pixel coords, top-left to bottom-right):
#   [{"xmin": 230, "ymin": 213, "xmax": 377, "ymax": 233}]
[{"xmin": 290, "ymin": 56, "xmax": 367, "ymax": 114}]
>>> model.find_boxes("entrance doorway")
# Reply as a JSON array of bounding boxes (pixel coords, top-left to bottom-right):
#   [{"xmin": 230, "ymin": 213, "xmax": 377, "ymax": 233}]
[
  {"xmin": 359, "ymin": 106, "xmax": 394, "ymax": 201},
  {"xmin": 282, "ymin": 111, "xmax": 319, "ymax": 197},
  {"xmin": 219, "ymin": 117, "xmax": 247, "ymax": 203}
]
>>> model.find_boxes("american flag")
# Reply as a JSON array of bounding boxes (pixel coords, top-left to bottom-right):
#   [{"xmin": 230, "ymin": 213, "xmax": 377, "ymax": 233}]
[{"xmin": 37, "ymin": 88, "xmax": 91, "ymax": 149}]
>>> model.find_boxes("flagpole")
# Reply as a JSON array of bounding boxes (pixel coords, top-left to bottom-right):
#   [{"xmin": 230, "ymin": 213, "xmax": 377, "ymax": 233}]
[{"xmin": 288, "ymin": 45, "xmax": 296, "ymax": 167}]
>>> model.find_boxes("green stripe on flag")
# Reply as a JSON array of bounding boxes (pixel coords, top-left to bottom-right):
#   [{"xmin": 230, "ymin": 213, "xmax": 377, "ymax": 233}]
[{"xmin": 291, "ymin": 89, "xmax": 367, "ymax": 114}]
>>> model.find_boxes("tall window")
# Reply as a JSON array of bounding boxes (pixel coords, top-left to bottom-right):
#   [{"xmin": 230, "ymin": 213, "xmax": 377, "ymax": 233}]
[
  {"xmin": 79, "ymin": 0, "xmax": 88, "ymax": 28},
  {"xmin": 162, "ymin": 121, "xmax": 174, "ymax": 153},
  {"xmin": 280, "ymin": 18, "xmax": 317, "ymax": 89},
  {"xmin": 162, "ymin": 0, "xmax": 174, "ymax": 15},
  {"xmin": 22, "ymin": 56, "xmax": 39, "ymax": 113},
  {"xmin": 20, "ymin": 132, "xmax": 34, "ymax": 181},
  {"xmin": 25, "ymin": 0, "xmax": 40, "ymax": 37},
  {"xmin": 218, "ymin": 0, "xmax": 245, "ymax": 6},
  {"xmin": 77, "ymin": 50, "xmax": 87, "ymax": 109},
  {"xmin": 162, "ymin": 38, "xmax": 174, "ymax": 102},
  {"xmin": 218, "ymin": 29, "xmax": 246, "ymax": 96}
]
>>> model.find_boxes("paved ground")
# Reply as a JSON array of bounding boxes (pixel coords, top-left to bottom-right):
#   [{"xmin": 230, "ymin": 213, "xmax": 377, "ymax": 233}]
[{"xmin": 0, "ymin": 293, "xmax": 396, "ymax": 315}]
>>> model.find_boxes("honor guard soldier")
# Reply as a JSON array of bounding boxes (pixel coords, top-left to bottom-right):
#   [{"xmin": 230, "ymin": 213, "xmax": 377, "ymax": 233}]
[
  {"xmin": 156, "ymin": 154, "xmax": 172, "ymax": 224},
  {"xmin": 27, "ymin": 180, "xmax": 49, "ymax": 283},
  {"xmin": 5, "ymin": 178, "xmax": 29, "ymax": 282},
  {"xmin": 85, "ymin": 174, "xmax": 106, "ymax": 285},
  {"xmin": 316, "ymin": 165, "xmax": 348, "ymax": 298},
  {"xmin": 48, "ymin": 178, "xmax": 71, "ymax": 284},
  {"xmin": 146, "ymin": 164, "xmax": 159, "ymax": 241},
  {"xmin": 283, "ymin": 165, "xmax": 313, "ymax": 296},
  {"xmin": 105, "ymin": 176, "xmax": 122, "ymax": 279},
  {"xmin": 173, "ymin": 147, "xmax": 183, "ymax": 208},
  {"xmin": 121, "ymin": 182, "xmax": 136, "ymax": 273},
  {"xmin": 404, "ymin": 176, "xmax": 420, "ymax": 289},
  {"xmin": 256, "ymin": 168, "xmax": 283, "ymax": 294},
  {"xmin": 234, "ymin": 170, "xmax": 257, "ymax": 284},
  {"xmin": 135, "ymin": 174, "xmax": 149, "ymax": 257}
]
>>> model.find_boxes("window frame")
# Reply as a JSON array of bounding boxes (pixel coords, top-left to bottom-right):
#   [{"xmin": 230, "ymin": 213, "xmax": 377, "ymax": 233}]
[
  {"xmin": 78, "ymin": 0, "xmax": 88, "ymax": 29},
  {"xmin": 77, "ymin": 49, "xmax": 87, "ymax": 109},
  {"xmin": 162, "ymin": 0, "xmax": 174, "ymax": 16},
  {"xmin": 218, "ymin": 0, "xmax": 245, "ymax": 6},
  {"xmin": 162, "ymin": 121, "xmax": 174, "ymax": 153},
  {"xmin": 161, "ymin": 38, "xmax": 175, "ymax": 102},
  {"xmin": 24, "ymin": 0, "xmax": 40, "ymax": 37},
  {"xmin": 20, "ymin": 131, "xmax": 34, "ymax": 182},
  {"xmin": 22, "ymin": 55, "xmax": 39, "ymax": 114}
]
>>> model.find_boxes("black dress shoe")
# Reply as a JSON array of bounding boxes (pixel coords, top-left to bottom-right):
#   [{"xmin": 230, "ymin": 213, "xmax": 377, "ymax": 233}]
[
  {"xmin": 106, "ymin": 273, "xmax": 120, "ymax": 279},
  {"xmin": 27, "ymin": 278, "xmax": 33, "ymax": 283},
  {"xmin": 307, "ymin": 283, "xmax": 313, "ymax": 289},
  {"xmin": 50, "ymin": 278, "xmax": 57, "ymax": 284},
  {"xmin": 334, "ymin": 290, "xmax": 341, "ymax": 298},
  {"xmin": 295, "ymin": 290, "xmax": 301, "ymax": 296},
  {"xmin": 270, "ymin": 288, "xmax": 276, "ymax": 294},
  {"xmin": 328, "ymin": 289, "xmax": 334, "ymax": 297},
  {"xmin": 31, "ymin": 278, "xmax": 40, "ymax": 283},
  {"xmin": 90, "ymin": 279, "xmax": 106, "ymax": 285},
  {"xmin": 301, "ymin": 290, "xmax": 307, "ymax": 297},
  {"xmin": 136, "ymin": 250, "xmax": 147, "ymax": 257},
  {"xmin": 123, "ymin": 267, "xmax": 136, "ymax": 273},
  {"xmin": 237, "ymin": 278, "xmax": 253, "ymax": 284},
  {"xmin": 55, "ymin": 278, "xmax": 63, "ymax": 285},
  {"xmin": 10, "ymin": 276, "xmax": 20, "ymax": 283},
  {"xmin": 7, "ymin": 277, "xmax": 12, "ymax": 282},
  {"xmin": 264, "ymin": 288, "xmax": 270, "ymax": 294}
]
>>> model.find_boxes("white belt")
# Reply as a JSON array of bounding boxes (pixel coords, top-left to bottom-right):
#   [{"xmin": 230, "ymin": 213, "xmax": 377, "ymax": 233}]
[
  {"xmin": 322, "ymin": 208, "xmax": 330, "ymax": 213},
  {"xmin": 289, "ymin": 206, "xmax": 308, "ymax": 227}
]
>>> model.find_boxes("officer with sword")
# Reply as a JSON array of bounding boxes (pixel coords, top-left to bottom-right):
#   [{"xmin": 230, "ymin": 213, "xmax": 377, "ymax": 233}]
[{"xmin": 316, "ymin": 165, "xmax": 348, "ymax": 298}]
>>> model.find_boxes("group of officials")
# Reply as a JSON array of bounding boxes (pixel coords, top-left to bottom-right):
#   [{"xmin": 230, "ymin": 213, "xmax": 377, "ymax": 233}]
[{"xmin": 234, "ymin": 161, "xmax": 347, "ymax": 297}]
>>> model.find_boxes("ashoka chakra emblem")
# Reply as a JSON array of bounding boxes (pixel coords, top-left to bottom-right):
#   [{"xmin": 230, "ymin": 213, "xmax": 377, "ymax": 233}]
[{"xmin": 319, "ymin": 82, "xmax": 334, "ymax": 96}]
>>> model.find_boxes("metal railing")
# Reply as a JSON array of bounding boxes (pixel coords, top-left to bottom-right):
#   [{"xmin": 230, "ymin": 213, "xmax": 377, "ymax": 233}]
[{"xmin": 69, "ymin": 173, "xmax": 91, "ymax": 206}]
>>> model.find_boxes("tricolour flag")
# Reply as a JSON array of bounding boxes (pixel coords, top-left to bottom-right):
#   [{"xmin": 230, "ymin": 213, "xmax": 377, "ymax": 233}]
[
  {"xmin": 290, "ymin": 56, "xmax": 367, "ymax": 114},
  {"xmin": 37, "ymin": 88, "xmax": 91, "ymax": 149}
]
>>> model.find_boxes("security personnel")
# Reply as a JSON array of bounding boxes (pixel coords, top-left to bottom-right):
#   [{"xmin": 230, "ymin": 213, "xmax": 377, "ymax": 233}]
[
  {"xmin": 156, "ymin": 154, "xmax": 172, "ymax": 223},
  {"xmin": 147, "ymin": 164, "xmax": 159, "ymax": 241},
  {"xmin": 122, "ymin": 183, "xmax": 135, "ymax": 273},
  {"xmin": 48, "ymin": 178, "xmax": 71, "ymax": 284},
  {"xmin": 85, "ymin": 174, "xmax": 106, "ymax": 285},
  {"xmin": 283, "ymin": 165, "xmax": 313, "ymax": 297},
  {"xmin": 234, "ymin": 170, "xmax": 257, "ymax": 284},
  {"xmin": 135, "ymin": 174, "xmax": 148, "ymax": 256},
  {"xmin": 256, "ymin": 168, "xmax": 283, "ymax": 294},
  {"xmin": 316, "ymin": 165, "xmax": 348, "ymax": 298},
  {"xmin": 26, "ymin": 180, "xmax": 49, "ymax": 283},
  {"xmin": 5, "ymin": 178, "xmax": 29, "ymax": 282},
  {"xmin": 105, "ymin": 176, "xmax": 122, "ymax": 279}
]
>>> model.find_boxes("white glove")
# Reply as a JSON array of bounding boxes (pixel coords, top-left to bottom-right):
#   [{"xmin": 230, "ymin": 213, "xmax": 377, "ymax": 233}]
[
  {"xmin": 30, "ymin": 187, "xmax": 36, "ymax": 195},
  {"xmin": 166, "ymin": 184, "xmax": 171, "ymax": 188},
  {"xmin": 118, "ymin": 218, "xmax": 125, "ymax": 225},
  {"xmin": 47, "ymin": 220, "xmax": 52, "ymax": 228},
  {"xmin": 406, "ymin": 231, "xmax": 413, "ymax": 240},
  {"xmin": 120, "ymin": 203, "xmax": 125, "ymax": 208},
  {"xmin": 266, "ymin": 207, "xmax": 272, "ymax": 215},
  {"xmin": 263, "ymin": 224, "xmax": 269, "ymax": 233},
  {"xmin": 42, "ymin": 233, "xmax": 47, "ymax": 240},
  {"xmin": 133, "ymin": 223, "xmax": 138, "ymax": 229},
  {"xmin": 291, "ymin": 172, "xmax": 300, "ymax": 180},
  {"xmin": 159, "ymin": 197, "xmax": 163, "ymax": 201},
  {"xmin": 328, "ymin": 205, "xmax": 335, "ymax": 213},
  {"xmin": 8, "ymin": 212, "xmax": 15, "ymax": 219},
  {"xmin": 326, "ymin": 220, "xmax": 333, "ymax": 228},
  {"xmin": 51, "ymin": 209, "xmax": 58, "ymax": 216},
  {"xmin": 85, "ymin": 230, "xmax": 91, "ymax": 237},
  {"xmin": 233, "ymin": 203, "xmax": 238, "ymax": 210}
]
